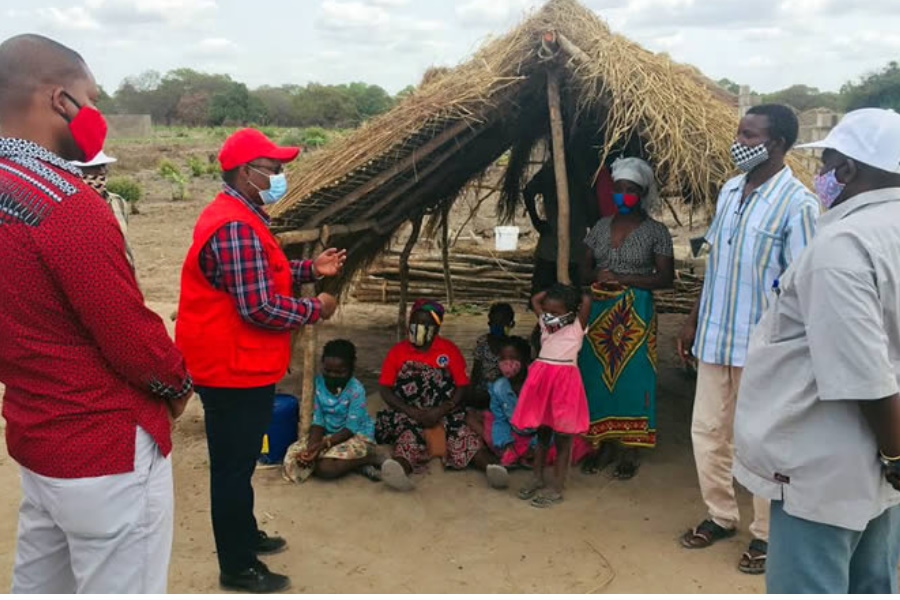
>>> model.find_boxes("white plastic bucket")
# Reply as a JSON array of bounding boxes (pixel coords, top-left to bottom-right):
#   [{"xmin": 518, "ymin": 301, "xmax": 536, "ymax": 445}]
[{"xmin": 494, "ymin": 226, "xmax": 520, "ymax": 251}]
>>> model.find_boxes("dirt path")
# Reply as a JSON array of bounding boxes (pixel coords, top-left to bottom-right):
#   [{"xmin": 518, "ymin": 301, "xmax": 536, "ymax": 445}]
[{"xmin": 0, "ymin": 192, "xmax": 763, "ymax": 593}]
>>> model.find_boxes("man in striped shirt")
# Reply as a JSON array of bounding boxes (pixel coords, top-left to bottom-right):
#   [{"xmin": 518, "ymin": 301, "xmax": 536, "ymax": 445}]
[{"xmin": 677, "ymin": 104, "xmax": 819, "ymax": 575}]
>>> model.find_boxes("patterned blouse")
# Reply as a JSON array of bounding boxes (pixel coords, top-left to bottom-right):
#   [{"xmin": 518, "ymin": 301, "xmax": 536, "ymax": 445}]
[
  {"xmin": 472, "ymin": 333, "xmax": 502, "ymax": 391},
  {"xmin": 584, "ymin": 216, "xmax": 673, "ymax": 276},
  {"xmin": 312, "ymin": 375, "xmax": 375, "ymax": 439}
]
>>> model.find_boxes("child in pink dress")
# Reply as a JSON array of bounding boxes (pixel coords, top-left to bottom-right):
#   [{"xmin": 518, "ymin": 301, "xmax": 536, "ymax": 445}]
[{"xmin": 512, "ymin": 283, "xmax": 590, "ymax": 508}]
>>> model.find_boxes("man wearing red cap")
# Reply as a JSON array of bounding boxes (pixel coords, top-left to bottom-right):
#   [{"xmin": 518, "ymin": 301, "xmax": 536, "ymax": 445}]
[{"xmin": 176, "ymin": 128, "xmax": 344, "ymax": 593}]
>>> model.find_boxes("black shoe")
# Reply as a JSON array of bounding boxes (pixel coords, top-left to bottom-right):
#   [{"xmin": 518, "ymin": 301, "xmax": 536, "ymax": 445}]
[
  {"xmin": 256, "ymin": 530, "xmax": 287, "ymax": 555},
  {"xmin": 220, "ymin": 562, "xmax": 291, "ymax": 594}
]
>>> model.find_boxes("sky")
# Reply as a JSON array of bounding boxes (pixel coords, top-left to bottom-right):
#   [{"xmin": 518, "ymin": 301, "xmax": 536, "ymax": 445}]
[{"xmin": 1, "ymin": 0, "xmax": 898, "ymax": 96}]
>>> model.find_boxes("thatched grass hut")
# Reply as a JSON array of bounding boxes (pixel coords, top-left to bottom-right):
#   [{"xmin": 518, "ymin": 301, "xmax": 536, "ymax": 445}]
[
  {"xmin": 273, "ymin": 0, "xmax": 791, "ymax": 441},
  {"xmin": 271, "ymin": 0, "xmax": 745, "ymax": 289}
]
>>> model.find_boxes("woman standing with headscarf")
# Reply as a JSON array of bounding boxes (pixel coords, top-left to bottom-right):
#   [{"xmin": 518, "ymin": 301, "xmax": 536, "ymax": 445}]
[
  {"xmin": 578, "ymin": 157, "xmax": 675, "ymax": 480},
  {"xmin": 376, "ymin": 299, "xmax": 505, "ymax": 491}
]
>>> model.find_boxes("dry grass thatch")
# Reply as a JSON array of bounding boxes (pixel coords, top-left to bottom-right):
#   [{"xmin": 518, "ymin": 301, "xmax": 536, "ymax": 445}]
[{"xmin": 269, "ymin": 0, "xmax": 794, "ymax": 293}]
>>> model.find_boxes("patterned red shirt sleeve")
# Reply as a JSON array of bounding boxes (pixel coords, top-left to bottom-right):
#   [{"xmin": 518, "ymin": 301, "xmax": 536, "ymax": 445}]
[
  {"xmin": 34, "ymin": 191, "xmax": 192, "ymax": 400},
  {"xmin": 200, "ymin": 222, "xmax": 322, "ymax": 330},
  {"xmin": 290, "ymin": 259, "xmax": 319, "ymax": 284}
]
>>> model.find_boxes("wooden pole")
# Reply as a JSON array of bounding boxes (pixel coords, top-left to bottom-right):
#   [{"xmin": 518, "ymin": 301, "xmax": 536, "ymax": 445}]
[
  {"xmin": 546, "ymin": 69, "xmax": 572, "ymax": 285},
  {"xmin": 398, "ymin": 214, "xmax": 424, "ymax": 341},
  {"xmin": 441, "ymin": 204, "xmax": 455, "ymax": 306},
  {"xmin": 297, "ymin": 242, "xmax": 319, "ymax": 443}
]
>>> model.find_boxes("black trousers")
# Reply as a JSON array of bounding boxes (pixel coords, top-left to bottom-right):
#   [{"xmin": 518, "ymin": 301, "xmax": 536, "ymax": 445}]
[{"xmin": 197, "ymin": 384, "xmax": 275, "ymax": 574}]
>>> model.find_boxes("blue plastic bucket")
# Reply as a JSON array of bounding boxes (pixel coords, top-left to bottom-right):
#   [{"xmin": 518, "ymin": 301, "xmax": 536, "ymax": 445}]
[{"xmin": 259, "ymin": 393, "xmax": 299, "ymax": 464}]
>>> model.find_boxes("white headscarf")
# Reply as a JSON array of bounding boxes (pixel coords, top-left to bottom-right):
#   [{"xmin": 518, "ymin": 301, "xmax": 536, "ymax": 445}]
[{"xmin": 610, "ymin": 157, "xmax": 660, "ymax": 213}]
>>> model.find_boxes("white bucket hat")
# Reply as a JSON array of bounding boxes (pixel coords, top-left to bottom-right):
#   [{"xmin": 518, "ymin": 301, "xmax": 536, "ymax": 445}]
[
  {"xmin": 797, "ymin": 108, "xmax": 900, "ymax": 174},
  {"xmin": 70, "ymin": 150, "xmax": 117, "ymax": 169}
]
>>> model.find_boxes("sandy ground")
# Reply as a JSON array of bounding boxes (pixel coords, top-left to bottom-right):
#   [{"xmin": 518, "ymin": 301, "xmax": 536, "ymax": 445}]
[{"xmin": 0, "ymin": 189, "xmax": 763, "ymax": 593}]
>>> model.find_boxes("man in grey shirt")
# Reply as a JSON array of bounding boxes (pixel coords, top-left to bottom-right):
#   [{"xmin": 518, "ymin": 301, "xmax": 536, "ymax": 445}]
[{"xmin": 734, "ymin": 108, "xmax": 900, "ymax": 593}]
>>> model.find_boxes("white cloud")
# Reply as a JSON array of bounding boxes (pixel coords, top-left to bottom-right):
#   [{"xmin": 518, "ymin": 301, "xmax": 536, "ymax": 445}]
[
  {"xmin": 37, "ymin": 6, "xmax": 101, "ymax": 31},
  {"xmin": 623, "ymin": 0, "xmax": 781, "ymax": 28},
  {"xmin": 84, "ymin": 0, "xmax": 217, "ymax": 28},
  {"xmin": 192, "ymin": 37, "xmax": 239, "ymax": 58},
  {"xmin": 319, "ymin": 0, "xmax": 391, "ymax": 30},
  {"xmin": 653, "ymin": 31, "xmax": 684, "ymax": 49},
  {"xmin": 455, "ymin": 0, "xmax": 540, "ymax": 27},
  {"xmin": 367, "ymin": 0, "xmax": 409, "ymax": 6},
  {"xmin": 739, "ymin": 55, "xmax": 776, "ymax": 68}
]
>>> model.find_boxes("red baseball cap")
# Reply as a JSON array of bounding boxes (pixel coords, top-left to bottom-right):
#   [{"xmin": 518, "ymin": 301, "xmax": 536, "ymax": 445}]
[{"xmin": 218, "ymin": 128, "xmax": 301, "ymax": 171}]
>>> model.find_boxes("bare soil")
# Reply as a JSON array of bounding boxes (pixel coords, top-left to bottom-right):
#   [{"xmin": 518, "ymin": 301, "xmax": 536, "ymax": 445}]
[{"xmin": 0, "ymin": 138, "xmax": 759, "ymax": 593}]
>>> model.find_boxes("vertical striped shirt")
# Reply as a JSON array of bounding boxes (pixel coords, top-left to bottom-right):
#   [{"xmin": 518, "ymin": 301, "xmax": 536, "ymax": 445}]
[{"xmin": 694, "ymin": 166, "xmax": 819, "ymax": 367}]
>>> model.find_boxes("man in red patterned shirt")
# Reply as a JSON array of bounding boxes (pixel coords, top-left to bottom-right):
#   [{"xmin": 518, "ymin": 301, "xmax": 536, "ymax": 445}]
[
  {"xmin": 176, "ymin": 128, "xmax": 344, "ymax": 593},
  {"xmin": 0, "ymin": 35, "xmax": 192, "ymax": 593}
]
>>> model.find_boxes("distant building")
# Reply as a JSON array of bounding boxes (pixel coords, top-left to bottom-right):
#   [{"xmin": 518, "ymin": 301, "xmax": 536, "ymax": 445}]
[
  {"xmin": 796, "ymin": 107, "xmax": 843, "ymax": 173},
  {"xmin": 798, "ymin": 107, "xmax": 842, "ymax": 145},
  {"xmin": 107, "ymin": 114, "xmax": 152, "ymax": 139}
]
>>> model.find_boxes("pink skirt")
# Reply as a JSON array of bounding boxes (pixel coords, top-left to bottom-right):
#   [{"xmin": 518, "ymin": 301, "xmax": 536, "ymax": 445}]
[{"xmin": 511, "ymin": 361, "xmax": 589, "ymax": 435}]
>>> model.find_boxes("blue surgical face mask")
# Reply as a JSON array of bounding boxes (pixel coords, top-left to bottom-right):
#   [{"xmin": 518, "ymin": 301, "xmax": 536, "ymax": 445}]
[{"xmin": 250, "ymin": 167, "xmax": 288, "ymax": 205}]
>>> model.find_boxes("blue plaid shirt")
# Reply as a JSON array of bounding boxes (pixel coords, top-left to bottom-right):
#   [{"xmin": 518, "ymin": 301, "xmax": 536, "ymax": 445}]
[{"xmin": 694, "ymin": 167, "xmax": 819, "ymax": 367}]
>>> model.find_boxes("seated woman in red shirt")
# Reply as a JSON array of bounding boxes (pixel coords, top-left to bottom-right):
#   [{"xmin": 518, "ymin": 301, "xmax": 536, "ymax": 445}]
[{"xmin": 376, "ymin": 299, "xmax": 508, "ymax": 491}]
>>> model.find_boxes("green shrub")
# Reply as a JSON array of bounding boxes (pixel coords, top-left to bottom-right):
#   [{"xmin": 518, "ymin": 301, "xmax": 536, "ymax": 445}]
[
  {"xmin": 278, "ymin": 129, "xmax": 305, "ymax": 147},
  {"xmin": 187, "ymin": 155, "xmax": 206, "ymax": 178},
  {"xmin": 107, "ymin": 176, "xmax": 142, "ymax": 214},
  {"xmin": 158, "ymin": 158, "xmax": 182, "ymax": 180},
  {"xmin": 301, "ymin": 127, "xmax": 329, "ymax": 148},
  {"xmin": 158, "ymin": 159, "xmax": 187, "ymax": 201}
]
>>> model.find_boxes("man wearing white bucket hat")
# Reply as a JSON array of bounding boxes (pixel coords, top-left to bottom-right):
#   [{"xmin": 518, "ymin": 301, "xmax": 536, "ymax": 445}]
[
  {"xmin": 71, "ymin": 150, "xmax": 134, "ymax": 267},
  {"xmin": 734, "ymin": 108, "xmax": 900, "ymax": 593}
]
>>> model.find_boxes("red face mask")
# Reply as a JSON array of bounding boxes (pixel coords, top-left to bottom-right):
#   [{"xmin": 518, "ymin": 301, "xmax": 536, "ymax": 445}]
[{"xmin": 62, "ymin": 92, "xmax": 107, "ymax": 163}]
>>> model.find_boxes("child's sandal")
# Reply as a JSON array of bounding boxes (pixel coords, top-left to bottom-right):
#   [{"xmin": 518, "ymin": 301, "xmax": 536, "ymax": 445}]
[
  {"xmin": 530, "ymin": 490, "xmax": 563, "ymax": 508},
  {"xmin": 517, "ymin": 480, "xmax": 545, "ymax": 500}
]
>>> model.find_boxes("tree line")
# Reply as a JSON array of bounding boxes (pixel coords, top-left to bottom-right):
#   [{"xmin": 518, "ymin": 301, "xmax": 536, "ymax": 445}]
[
  {"xmin": 99, "ymin": 60, "xmax": 900, "ymax": 130},
  {"xmin": 717, "ymin": 60, "xmax": 900, "ymax": 113},
  {"xmin": 98, "ymin": 68, "xmax": 416, "ymax": 128}
]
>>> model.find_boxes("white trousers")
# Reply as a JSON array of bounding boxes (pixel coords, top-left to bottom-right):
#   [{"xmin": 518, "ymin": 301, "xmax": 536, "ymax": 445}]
[
  {"xmin": 691, "ymin": 362, "xmax": 769, "ymax": 541},
  {"xmin": 11, "ymin": 427, "xmax": 174, "ymax": 594}
]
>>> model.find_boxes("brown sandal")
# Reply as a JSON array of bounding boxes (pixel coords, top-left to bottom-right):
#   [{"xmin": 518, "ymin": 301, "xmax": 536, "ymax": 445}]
[
  {"xmin": 738, "ymin": 539, "xmax": 767, "ymax": 574},
  {"xmin": 680, "ymin": 519, "xmax": 737, "ymax": 549}
]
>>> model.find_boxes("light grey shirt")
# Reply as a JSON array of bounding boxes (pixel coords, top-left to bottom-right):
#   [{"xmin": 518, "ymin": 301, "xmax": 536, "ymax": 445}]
[{"xmin": 734, "ymin": 187, "xmax": 900, "ymax": 531}]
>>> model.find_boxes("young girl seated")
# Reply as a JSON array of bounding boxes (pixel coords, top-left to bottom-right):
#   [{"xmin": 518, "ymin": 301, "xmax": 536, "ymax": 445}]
[
  {"xmin": 512, "ymin": 283, "xmax": 591, "ymax": 508},
  {"xmin": 283, "ymin": 340, "xmax": 382, "ymax": 483},
  {"xmin": 484, "ymin": 336, "xmax": 535, "ymax": 467}
]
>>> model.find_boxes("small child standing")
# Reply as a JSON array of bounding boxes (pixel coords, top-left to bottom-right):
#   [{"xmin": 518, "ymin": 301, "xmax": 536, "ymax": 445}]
[{"xmin": 512, "ymin": 283, "xmax": 591, "ymax": 508}]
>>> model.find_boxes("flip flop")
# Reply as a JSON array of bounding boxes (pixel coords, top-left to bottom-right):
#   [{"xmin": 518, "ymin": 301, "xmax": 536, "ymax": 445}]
[
  {"xmin": 680, "ymin": 519, "xmax": 737, "ymax": 549},
  {"xmin": 359, "ymin": 465, "xmax": 382, "ymax": 482},
  {"xmin": 517, "ymin": 480, "xmax": 545, "ymax": 500},
  {"xmin": 530, "ymin": 490, "xmax": 563, "ymax": 509},
  {"xmin": 613, "ymin": 460, "xmax": 639, "ymax": 480},
  {"xmin": 381, "ymin": 459, "xmax": 414, "ymax": 492},
  {"xmin": 486, "ymin": 464, "xmax": 510, "ymax": 489},
  {"xmin": 738, "ymin": 539, "xmax": 767, "ymax": 575}
]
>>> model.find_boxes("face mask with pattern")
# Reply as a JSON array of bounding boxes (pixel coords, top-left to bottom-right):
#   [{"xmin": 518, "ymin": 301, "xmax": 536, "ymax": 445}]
[
  {"xmin": 82, "ymin": 173, "xmax": 107, "ymax": 196},
  {"xmin": 409, "ymin": 323, "xmax": 438, "ymax": 347},
  {"xmin": 730, "ymin": 140, "xmax": 770, "ymax": 173},
  {"xmin": 541, "ymin": 311, "xmax": 576, "ymax": 333},
  {"xmin": 813, "ymin": 168, "xmax": 846, "ymax": 209}
]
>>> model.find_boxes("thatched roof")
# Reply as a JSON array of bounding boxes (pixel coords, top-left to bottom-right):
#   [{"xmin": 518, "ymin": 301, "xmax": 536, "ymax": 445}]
[{"xmin": 271, "ymin": 0, "xmax": 748, "ymax": 289}]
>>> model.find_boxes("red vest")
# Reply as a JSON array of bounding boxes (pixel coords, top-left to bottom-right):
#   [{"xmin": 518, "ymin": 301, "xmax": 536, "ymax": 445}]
[{"xmin": 175, "ymin": 192, "xmax": 293, "ymax": 388}]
